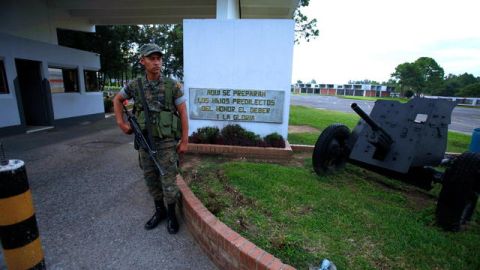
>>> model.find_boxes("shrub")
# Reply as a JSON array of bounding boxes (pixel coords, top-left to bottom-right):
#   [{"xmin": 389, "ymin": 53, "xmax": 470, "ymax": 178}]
[
  {"xmin": 189, "ymin": 125, "xmax": 285, "ymax": 148},
  {"xmin": 264, "ymin": 132, "xmax": 286, "ymax": 148},
  {"xmin": 189, "ymin": 127, "xmax": 220, "ymax": 144},
  {"xmin": 220, "ymin": 124, "xmax": 259, "ymax": 146},
  {"xmin": 239, "ymin": 130, "xmax": 262, "ymax": 147},
  {"xmin": 103, "ymin": 98, "xmax": 113, "ymax": 113},
  {"xmin": 220, "ymin": 124, "xmax": 244, "ymax": 141},
  {"xmin": 405, "ymin": 90, "xmax": 415, "ymax": 98}
]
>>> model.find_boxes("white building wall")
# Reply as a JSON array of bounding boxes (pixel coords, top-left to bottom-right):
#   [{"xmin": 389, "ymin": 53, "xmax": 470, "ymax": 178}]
[
  {"xmin": 0, "ymin": 33, "xmax": 101, "ymax": 128},
  {"xmin": 52, "ymin": 93, "xmax": 104, "ymax": 120},
  {"xmin": 184, "ymin": 19, "xmax": 295, "ymax": 138},
  {"xmin": 0, "ymin": 97, "xmax": 21, "ymax": 127},
  {"xmin": 0, "ymin": 55, "xmax": 21, "ymax": 127}
]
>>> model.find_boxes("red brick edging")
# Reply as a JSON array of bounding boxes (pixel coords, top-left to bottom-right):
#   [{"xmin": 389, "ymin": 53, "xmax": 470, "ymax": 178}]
[
  {"xmin": 187, "ymin": 142, "xmax": 293, "ymax": 160},
  {"xmin": 177, "ymin": 176, "xmax": 295, "ymax": 270}
]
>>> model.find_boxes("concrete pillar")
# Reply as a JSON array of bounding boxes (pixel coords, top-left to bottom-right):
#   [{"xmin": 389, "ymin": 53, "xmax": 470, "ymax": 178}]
[{"xmin": 216, "ymin": 0, "xmax": 240, "ymax": 19}]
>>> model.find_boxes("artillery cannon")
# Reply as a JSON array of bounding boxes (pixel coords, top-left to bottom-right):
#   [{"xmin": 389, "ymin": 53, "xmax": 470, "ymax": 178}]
[{"xmin": 312, "ymin": 97, "xmax": 480, "ymax": 231}]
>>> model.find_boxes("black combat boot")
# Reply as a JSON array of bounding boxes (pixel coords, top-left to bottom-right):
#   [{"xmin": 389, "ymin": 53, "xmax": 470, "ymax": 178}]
[
  {"xmin": 144, "ymin": 200, "xmax": 167, "ymax": 230},
  {"xmin": 166, "ymin": 203, "xmax": 179, "ymax": 234}
]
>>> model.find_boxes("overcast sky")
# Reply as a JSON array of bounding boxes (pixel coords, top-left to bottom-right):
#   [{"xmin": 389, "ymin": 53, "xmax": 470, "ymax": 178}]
[{"xmin": 292, "ymin": 0, "xmax": 480, "ymax": 84}]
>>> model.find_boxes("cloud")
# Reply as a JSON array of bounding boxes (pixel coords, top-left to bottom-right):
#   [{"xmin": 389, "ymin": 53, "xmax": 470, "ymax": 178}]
[{"xmin": 293, "ymin": 0, "xmax": 480, "ymax": 83}]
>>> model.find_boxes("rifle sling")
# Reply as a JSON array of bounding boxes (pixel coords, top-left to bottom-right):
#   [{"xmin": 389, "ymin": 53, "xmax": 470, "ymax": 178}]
[{"xmin": 137, "ymin": 78, "xmax": 156, "ymax": 152}]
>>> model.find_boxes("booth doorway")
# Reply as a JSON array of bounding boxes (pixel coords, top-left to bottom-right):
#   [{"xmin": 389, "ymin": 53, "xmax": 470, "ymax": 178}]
[{"xmin": 15, "ymin": 59, "xmax": 52, "ymax": 130}]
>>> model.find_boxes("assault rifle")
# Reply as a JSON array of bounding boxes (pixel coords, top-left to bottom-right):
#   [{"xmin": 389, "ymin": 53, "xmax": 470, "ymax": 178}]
[{"xmin": 122, "ymin": 105, "xmax": 166, "ymax": 176}]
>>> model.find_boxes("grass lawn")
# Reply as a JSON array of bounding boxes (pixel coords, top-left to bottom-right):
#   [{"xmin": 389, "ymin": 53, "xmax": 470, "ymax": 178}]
[
  {"xmin": 338, "ymin": 95, "xmax": 410, "ymax": 103},
  {"xmin": 288, "ymin": 106, "xmax": 472, "ymax": 153},
  {"xmin": 188, "ymin": 156, "xmax": 480, "ymax": 269}
]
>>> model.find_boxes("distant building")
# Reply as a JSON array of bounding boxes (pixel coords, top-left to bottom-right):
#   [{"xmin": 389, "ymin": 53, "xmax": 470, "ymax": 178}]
[{"xmin": 292, "ymin": 83, "xmax": 395, "ymax": 97}]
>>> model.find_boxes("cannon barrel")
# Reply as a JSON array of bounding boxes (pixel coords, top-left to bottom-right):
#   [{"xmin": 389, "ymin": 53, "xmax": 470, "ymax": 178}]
[
  {"xmin": 351, "ymin": 103, "xmax": 382, "ymax": 131},
  {"xmin": 351, "ymin": 103, "xmax": 394, "ymax": 157}
]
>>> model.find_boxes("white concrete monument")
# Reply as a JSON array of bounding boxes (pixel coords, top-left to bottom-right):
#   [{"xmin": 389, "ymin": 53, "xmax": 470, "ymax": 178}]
[{"xmin": 183, "ymin": 19, "xmax": 294, "ymax": 138}]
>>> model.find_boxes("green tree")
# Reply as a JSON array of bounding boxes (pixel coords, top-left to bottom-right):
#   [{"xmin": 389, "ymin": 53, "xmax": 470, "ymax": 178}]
[
  {"xmin": 414, "ymin": 57, "xmax": 444, "ymax": 94},
  {"xmin": 404, "ymin": 90, "xmax": 415, "ymax": 98},
  {"xmin": 95, "ymin": 25, "xmax": 138, "ymax": 88},
  {"xmin": 294, "ymin": 0, "xmax": 319, "ymax": 43},
  {"xmin": 391, "ymin": 57, "xmax": 445, "ymax": 96},
  {"xmin": 435, "ymin": 73, "xmax": 478, "ymax": 96},
  {"xmin": 453, "ymin": 72, "xmax": 478, "ymax": 86},
  {"xmin": 457, "ymin": 82, "xmax": 480, "ymax": 97},
  {"xmin": 133, "ymin": 24, "xmax": 183, "ymax": 79},
  {"xmin": 58, "ymin": 25, "xmax": 141, "ymax": 89},
  {"xmin": 58, "ymin": 25, "xmax": 181, "ymax": 86},
  {"xmin": 391, "ymin": 62, "xmax": 423, "ymax": 97},
  {"xmin": 351, "ymin": 79, "xmax": 380, "ymax": 85}
]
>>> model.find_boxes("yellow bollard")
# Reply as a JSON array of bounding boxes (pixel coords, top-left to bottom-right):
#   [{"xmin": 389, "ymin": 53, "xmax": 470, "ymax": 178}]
[{"xmin": 0, "ymin": 159, "xmax": 46, "ymax": 270}]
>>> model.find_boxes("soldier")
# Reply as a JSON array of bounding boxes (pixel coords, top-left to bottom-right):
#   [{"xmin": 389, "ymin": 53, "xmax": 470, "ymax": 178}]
[{"xmin": 113, "ymin": 43, "xmax": 188, "ymax": 234}]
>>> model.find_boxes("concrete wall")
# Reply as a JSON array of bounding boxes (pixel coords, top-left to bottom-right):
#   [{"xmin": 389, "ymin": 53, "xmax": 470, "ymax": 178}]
[
  {"xmin": 184, "ymin": 19, "xmax": 295, "ymax": 138},
  {"xmin": 0, "ymin": 32, "xmax": 101, "ymax": 129},
  {"xmin": 52, "ymin": 93, "xmax": 104, "ymax": 120},
  {"xmin": 0, "ymin": 0, "xmax": 93, "ymax": 44}
]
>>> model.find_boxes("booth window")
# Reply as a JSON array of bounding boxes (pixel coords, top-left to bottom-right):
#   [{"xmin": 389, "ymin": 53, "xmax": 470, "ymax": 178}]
[
  {"xmin": 0, "ymin": 60, "xmax": 8, "ymax": 94},
  {"xmin": 48, "ymin": 67, "xmax": 79, "ymax": 93},
  {"xmin": 84, "ymin": 70, "xmax": 99, "ymax": 92}
]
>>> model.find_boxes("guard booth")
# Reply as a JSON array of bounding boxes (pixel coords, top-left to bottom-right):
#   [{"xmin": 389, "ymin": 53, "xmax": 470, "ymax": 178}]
[{"xmin": 0, "ymin": 0, "xmax": 298, "ymax": 138}]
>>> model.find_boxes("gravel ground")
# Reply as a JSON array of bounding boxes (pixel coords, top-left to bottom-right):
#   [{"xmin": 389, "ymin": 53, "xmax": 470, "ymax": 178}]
[{"xmin": 0, "ymin": 116, "xmax": 216, "ymax": 270}]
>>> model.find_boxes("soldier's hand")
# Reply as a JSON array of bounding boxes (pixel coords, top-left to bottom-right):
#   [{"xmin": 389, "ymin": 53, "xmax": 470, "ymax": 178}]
[
  {"xmin": 175, "ymin": 81, "xmax": 183, "ymax": 90},
  {"xmin": 177, "ymin": 140, "xmax": 188, "ymax": 154},
  {"xmin": 119, "ymin": 122, "xmax": 133, "ymax": 135}
]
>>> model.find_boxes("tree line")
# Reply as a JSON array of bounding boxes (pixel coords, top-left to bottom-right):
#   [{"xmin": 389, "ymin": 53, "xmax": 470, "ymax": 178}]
[
  {"xmin": 391, "ymin": 57, "xmax": 480, "ymax": 97},
  {"xmin": 58, "ymin": 24, "xmax": 183, "ymax": 89},
  {"xmin": 300, "ymin": 57, "xmax": 480, "ymax": 98}
]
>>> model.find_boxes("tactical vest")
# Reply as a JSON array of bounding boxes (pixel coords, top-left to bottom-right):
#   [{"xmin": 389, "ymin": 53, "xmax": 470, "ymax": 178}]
[{"xmin": 133, "ymin": 77, "xmax": 182, "ymax": 139}]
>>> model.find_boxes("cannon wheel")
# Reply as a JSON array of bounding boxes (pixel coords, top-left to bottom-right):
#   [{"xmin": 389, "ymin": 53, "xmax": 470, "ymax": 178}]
[
  {"xmin": 436, "ymin": 152, "xmax": 480, "ymax": 231},
  {"xmin": 312, "ymin": 124, "xmax": 351, "ymax": 175}
]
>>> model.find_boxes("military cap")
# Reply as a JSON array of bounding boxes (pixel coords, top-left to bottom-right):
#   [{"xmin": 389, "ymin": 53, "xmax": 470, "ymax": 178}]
[{"xmin": 139, "ymin": 43, "xmax": 163, "ymax": 58}]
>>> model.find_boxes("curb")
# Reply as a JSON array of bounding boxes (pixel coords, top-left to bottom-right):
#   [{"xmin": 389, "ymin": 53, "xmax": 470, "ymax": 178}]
[
  {"xmin": 187, "ymin": 142, "xmax": 293, "ymax": 160},
  {"xmin": 177, "ymin": 176, "xmax": 295, "ymax": 270},
  {"xmin": 289, "ymin": 144, "xmax": 314, "ymax": 152}
]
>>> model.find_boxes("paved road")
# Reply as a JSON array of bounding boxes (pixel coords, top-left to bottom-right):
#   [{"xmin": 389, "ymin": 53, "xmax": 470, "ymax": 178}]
[
  {"xmin": 291, "ymin": 95, "xmax": 480, "ymax": 134},
  {"xmin": 0, "ymin": 117, "xmax": 216, "ymax": 270}
]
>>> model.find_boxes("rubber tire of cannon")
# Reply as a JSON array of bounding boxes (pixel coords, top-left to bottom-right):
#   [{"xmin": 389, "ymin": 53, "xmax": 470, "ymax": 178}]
[
  {"xmin": 435, "ymin": 152, "xmax": 480, "ymax": 231},
  {"xmin": 312, "ymin": 124, "xmax": 351, "ymax": 175}
]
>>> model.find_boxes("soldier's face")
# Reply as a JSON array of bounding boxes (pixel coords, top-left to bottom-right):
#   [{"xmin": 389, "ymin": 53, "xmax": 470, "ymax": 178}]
[{"xmin": 141, "ymin": 54, "xmax": 162, "ymax": 76}]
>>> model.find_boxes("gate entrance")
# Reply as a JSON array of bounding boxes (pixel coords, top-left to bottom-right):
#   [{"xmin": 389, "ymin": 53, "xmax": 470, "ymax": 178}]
[{"xmin": 15, "ymin": 59, "xmax": 52, "ymax": 130}]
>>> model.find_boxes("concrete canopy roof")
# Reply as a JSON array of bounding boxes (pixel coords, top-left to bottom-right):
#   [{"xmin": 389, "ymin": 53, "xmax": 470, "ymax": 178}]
[
  {"xmin": 240, "ymin": 0, "xmax": 299, "ymax": 19},
  {"xmin": 46, "ymin": 0, "xmax": 299, "ymax": 25}
]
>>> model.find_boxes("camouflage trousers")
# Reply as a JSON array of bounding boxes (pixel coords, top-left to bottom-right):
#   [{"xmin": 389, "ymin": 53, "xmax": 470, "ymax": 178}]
[{"xmin": 138, "ymin": 138, "xmax": 179, "ymax": 204}]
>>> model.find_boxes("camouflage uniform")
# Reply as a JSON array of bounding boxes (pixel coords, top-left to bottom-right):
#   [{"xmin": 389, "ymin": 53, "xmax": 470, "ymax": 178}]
[{"xmin": 119, "ymin": 77, "xmax": 186, "ymax": 205}]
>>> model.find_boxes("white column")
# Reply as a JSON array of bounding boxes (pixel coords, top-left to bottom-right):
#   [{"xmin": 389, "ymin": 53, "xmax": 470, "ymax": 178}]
[{"xmin": 216, "ymin": 0, "xmax": 240, "ymax": 19}]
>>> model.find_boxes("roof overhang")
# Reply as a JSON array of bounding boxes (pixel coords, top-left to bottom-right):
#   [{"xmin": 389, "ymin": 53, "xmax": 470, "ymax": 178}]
[
  {"xmin": 240, "ymin": 0, "xmax": 299, "ymax": 19},
  {"xmin": 46, "ymin": 0, "xmax": 299, "ymax": 25}
]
